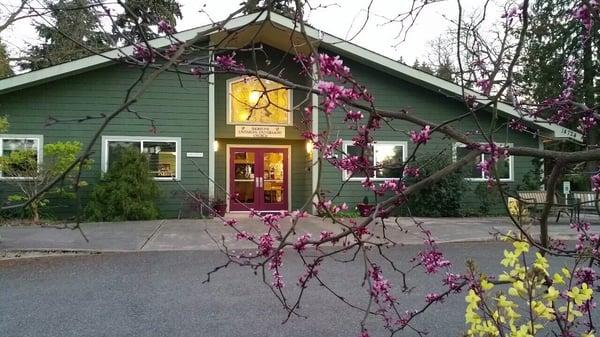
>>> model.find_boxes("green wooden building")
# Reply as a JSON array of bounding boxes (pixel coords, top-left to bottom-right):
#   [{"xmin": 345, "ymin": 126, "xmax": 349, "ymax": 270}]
[{"xmin": 0, "ymin": 12, "xmax": 580, "ymax": 218}]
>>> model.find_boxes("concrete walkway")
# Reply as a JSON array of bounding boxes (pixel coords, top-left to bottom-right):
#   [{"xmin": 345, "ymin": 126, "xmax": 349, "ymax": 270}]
[{"xmin": 0, "ymin": 214, "xmax": 598, "ymax": 252}]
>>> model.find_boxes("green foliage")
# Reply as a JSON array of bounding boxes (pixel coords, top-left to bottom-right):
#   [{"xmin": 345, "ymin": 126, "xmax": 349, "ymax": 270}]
[
  {"xmin": 518, "ymin": 158, "xmax": 543, "ymax": 191},
  {"xmin": 23, "ymin": 0, "xmax": 110, "ymax": 70},
  {"xmin": 0, "ymin": 115, "xmax": 8, "ymax": 132},
  {"xmin": 521, "ymin": 0, "xmax": 599, "ymax": 148},
  {"xmin": 0, "ymin": 141, "xmax": 89, "ymax": 222},
  {"xmin": 85, "ymin": 148, "xmax": 160, "ymax": 221},
  {"xmin": 243, "ymin": 0, "xmax": 296, "ymax": 17},
  {"xmin": 403, "ymin": 155, "xmax": 467, "ymax": 217},
  {"xmin": 0, "ymin": 41, "xmax": 12, "ymax": 78},
  {"xmin": 116, "ymin": 0, "xmax": 182, "ymax": 42}
]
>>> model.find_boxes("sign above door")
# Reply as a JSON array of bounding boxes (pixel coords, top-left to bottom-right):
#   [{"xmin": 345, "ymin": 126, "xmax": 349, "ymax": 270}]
[{"xmin": 235, "ymin": 125, "xmax": 285, "ymax": 138}]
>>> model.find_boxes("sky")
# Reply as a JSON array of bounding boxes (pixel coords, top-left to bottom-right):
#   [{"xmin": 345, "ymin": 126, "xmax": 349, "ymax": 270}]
[{"xmin": 0, "ymin": 0, "xmax": 501, "ymax": 66}]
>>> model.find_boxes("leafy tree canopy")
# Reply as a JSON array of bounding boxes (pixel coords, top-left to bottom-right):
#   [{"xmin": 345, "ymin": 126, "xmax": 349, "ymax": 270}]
[
  {"xmin": 0, "ymin": 41, "xmax": 13, "ymax": 78},
  {"xmin": 23, "ymin": 0, "xmax": 110, "ymax": 70},
  {"xmin": 115, "ymin": 0, "xmax": 182, "ymax": 42}
]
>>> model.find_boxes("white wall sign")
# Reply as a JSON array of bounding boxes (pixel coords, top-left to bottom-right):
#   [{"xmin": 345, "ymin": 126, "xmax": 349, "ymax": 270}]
[
  {"xmin": 186, "ymin": 152, "xmax": 204, "ymax": 158},
  {"xmin": 563, "ymin": 181, "xmax": 571, "ymax": 195},
  {"xmin": 235, "ymin": 125, "xmax": 285, "ymax": 138}
]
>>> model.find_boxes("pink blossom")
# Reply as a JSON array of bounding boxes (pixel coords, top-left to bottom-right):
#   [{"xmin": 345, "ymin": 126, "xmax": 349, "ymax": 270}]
[
  {"xmin": 215, "ymin": 54, "xmax": 243, "ymax": 71},
  {"xmin": 223, "ymin": 218, "xmax": 238, "ymax": 227},
  {"xmin": 579, "ymin": 114, "xmax": 598, "ymax": 133},
  {"xmin": 358, "ymin": 330, "xmax": 370, "ymax": 337},
  {"xmin": 592, "ymin": 172, "xmax": 600, "ymax": 192},
  {"xmin": 319, "ymin": 230, "xmax": 334, "ymax": 241},
  {"xmin": 261, "ymin": 213, "xmax": 280, "ymax": 230},
  {"xmin": 409, "ymin": 125, "xmax": 431, "ymax": 145},
  {"xmin": 443, "ymin": 273, "xmax": 464, "ymax": 293},
  {"xmin": 235, "ymin": 231, "xmax": 254, "ymax": 241},
  {"xmin": 318, "ymin": 54, "xmax": 351, "ymax": 78},
  {"xmin": 418, "ymin": 248, "xmax": 451, "ymax": 274},
  {"xmin": 509, "ymin": 119, "xmax": 528, "ymax": 132},
  {"xmin": 369, "ymin": 265, "xmax": 396, "ymax": 305},
  {"xmin": 293, "ymin": 233, "xmax": 312, "ymax": 252},
  {"xmin": 258, "ymin": 233, "xmax": 274, "ymax": 256},
  {"xmin": 426, "ymin": 292, "xmax": 444, "ymax": 304},
  {"xmin": 272, "ymin": 270, "xmax": 285, "ymax": 289},
  {"xmin": 476, "ymin": 78, "xmax": 492, "ymax": 95},
  {"xmin": 403, "ymin": 166, "xmax": 420, "ymax": 177},
  {"xmin": 133, "ymin": 44, "xmax": 154, "ymax": 63},
  {"xmin": 570, "ymin": 221, "xmax": 591, "ymax": 232},
  {"xmin": 157, "ymin": 19, "xmax": 175, "ymax": 34},
  {"xmin": 344, "ymin": 110, "xmax": 364, "ymax": 123},
  {"xmin": 574, "ymin": 267, "xmax": 598, "ymax": 286}
]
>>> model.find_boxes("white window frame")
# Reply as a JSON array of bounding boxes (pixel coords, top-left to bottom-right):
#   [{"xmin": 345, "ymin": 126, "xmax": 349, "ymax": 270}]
[
  {"xmin": 342, "ymin": 141, "xmax": 408, "ymax": 181},
  {"xmin": 101, "ymin": 136, "xmax": 182, "ymax": 181},
  {"xmin": 226, "ymin": 76, "xmax": 293, "ymax": 126},
  {"xmin": 0, "ymin": 134, "xmax": 44, "ymax": 180},
  {"xmin": 452, "ymin": 142, "xmax": 514, "ymax": 182}
]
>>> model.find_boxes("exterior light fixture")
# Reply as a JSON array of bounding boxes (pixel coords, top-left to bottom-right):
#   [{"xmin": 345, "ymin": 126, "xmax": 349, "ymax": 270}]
[
  {"xmin": 306, "ymin": 140, "xmax": 314, "ymax": 154},
  {"xmin": 213, "ymin": 140, "xmax": 219, "ymax": 152},
  {"xmin": 248, "ymin": 90, "xmax": 261, "ymax": 106}
]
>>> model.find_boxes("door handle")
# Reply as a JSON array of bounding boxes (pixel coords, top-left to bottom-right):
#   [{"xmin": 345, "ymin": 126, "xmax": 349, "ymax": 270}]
[
  {"xmin": 259, "ymin": 177, "xmax": 263, "ymax": 188},
  {"xmin": 255, "ymin": 178, "xmax": 260, "ymax": 188}
]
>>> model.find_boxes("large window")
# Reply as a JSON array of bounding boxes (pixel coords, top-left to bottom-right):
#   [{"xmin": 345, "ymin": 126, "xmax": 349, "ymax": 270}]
[
  {"xmin": 102, "ymin": 136, "xmax": 181, "ymax": 181},
  {"xmin": 453, "ymin": 143, "xmax": 513, "ymax": 181},
  {"xmin": 0, "ymin": 135, "xmax": 43, "ymax": 179},
  {"xmin": 227, "ymin": 76, "xmax": 292, "ymax": 125},
  {"xmin": 342, "ymin": 141, "xmax": 407, "ymax": 181}
]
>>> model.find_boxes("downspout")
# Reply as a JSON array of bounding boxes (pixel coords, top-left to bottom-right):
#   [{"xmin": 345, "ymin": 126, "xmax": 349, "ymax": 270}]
[{"xmin": 208, "ymin": 50, "xmax": 215, "ymax": 199}]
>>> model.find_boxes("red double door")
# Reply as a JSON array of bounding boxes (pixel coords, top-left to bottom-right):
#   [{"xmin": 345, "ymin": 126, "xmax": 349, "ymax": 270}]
[{"xmin": 229, "ymin": 147, "xmax": 288, "ymax": 212}]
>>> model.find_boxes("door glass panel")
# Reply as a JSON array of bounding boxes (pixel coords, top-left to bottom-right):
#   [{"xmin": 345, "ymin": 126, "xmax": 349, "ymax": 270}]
[
  {"xmin": 233, "ymin": 151, "xmax": 255, "ymax": 203},
  {"xmin": 263, "ymin": 152, "xmax": 284, "ymax": 204}
]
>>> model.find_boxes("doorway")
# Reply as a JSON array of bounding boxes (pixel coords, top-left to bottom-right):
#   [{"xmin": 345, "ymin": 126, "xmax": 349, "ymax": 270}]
[{"xmin": 228, "ymin": 146, "xmax": 289, "ymax": 212}]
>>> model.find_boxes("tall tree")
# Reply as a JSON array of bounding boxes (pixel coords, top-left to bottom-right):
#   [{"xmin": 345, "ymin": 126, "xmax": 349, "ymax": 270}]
[
  {"xmin": 23, "ymin": 0, "xmax": 110, "ymax": 70},
  {"xmin": 115, "ymin": 0, "xmax": 181, "ymax": 43},
  {"xmin": 521, "ymin": 0, "xmax": 599, "ymax": 137},
  {"xmin": 0, "ymin": 41, "xmax": 12, "ymax": 78},
  {"xmin": 243, "ymin": 0, "xmax": 297, "ymax": 17}
]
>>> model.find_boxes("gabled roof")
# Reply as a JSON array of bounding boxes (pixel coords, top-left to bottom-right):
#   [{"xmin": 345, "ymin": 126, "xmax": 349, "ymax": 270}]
[{"xmin": 0, "ymin": 11, "xmax": 582, "ymax": 141}]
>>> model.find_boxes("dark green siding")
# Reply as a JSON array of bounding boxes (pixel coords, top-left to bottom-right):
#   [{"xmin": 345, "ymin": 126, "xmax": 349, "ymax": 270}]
[
  {"xmin": 0, "ymin": 41, "xmax": 542, "ymax": 219},
  {"xmin": 0, "ymin": 63, "xmax": 209, "ymax": 218},
  {"xmin": 317, "ymin": 56, "xmax": 539, "ymax": 214}
]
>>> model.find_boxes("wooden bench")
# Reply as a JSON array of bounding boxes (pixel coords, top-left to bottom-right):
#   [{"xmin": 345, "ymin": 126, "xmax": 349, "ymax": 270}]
[
  {"xmin": 571, "ymin": 191, "xmax": 599, "ymax": 213},
  {"xmin": 516, "ymin": 191, "xmax": 572, "ymax": 222}
]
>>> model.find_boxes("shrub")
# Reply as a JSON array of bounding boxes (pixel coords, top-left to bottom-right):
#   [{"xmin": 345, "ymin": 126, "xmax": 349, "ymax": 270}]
[
  {"xmin": 0, "ymin": 141, "xmax": 90, "ymax": 223},
  {"xmin": 85, "ymin": 148, "xmax": 160, "ymax": 221},
  {"xmin": 402, "ymin": 155, "xmax": 467, "ymax": 217}
]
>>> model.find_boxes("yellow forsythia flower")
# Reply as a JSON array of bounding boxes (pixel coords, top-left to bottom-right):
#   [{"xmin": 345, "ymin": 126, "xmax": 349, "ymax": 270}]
[
  {"xmin": 502, "ymin": 250, "xmax": 519, "ymax": 267},
  {"xmin": 513, "ymin": 241, "xmax": 530, "ymax": 255},
  {"xmin": 481, "ymin": 279, "xmax": 494, "ymax": 291},
  {"xmin": 544, "ymin": 286, "xmax": 560, "ymax": 303},
  {"xmin": 567, "ymin": 283, "xmax": 593, "ymax": 306},
  {"xmin": 552, "ymin": 273, "xmax": 565, "ymax": 285}
]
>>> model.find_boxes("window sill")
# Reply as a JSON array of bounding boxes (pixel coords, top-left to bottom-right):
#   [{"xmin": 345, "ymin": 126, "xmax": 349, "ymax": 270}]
[{"xmin": 464, "ymin": 178, "xmax": 513, "ymax": 183}]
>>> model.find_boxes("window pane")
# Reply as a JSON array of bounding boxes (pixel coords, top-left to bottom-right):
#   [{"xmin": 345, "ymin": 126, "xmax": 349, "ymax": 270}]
[
  {"xmin": 264, "ymin": 152, "xmax": 284, "ymax": 204},
  {"xmin": 346, "ymin": 145, "xmax": 374, "ymax": 178},
  {"xmin": 233, "ymin": 151, "xmax": 255, "ymax": 203},
  {"xmin": 375, "ymin": 144, "xmax": 404, "ymax": 178},
  {"xmin": 230, "ymin": 77, "xmax": 290, "ymax": 125},
  {"xmin": 456, "ymin": 147, "xmax": 483, "ymax": 179},
  {"xmin": 107, "ymin": 141, "xmax": 141, "ymax": 170},
  {"xmin": 142, "ymin": 141, "xmax": 177, "ymax": 178},
  {"xmin": 1, "ymin": 139, "xmax": 38, "ymax": 177},
  {"xmin": 484, "ymin": 154, "xmax": 510, "ymax": 180}
]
